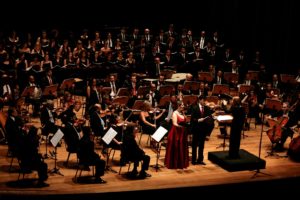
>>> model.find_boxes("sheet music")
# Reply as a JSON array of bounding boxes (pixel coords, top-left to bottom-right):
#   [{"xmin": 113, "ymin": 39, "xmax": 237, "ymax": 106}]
[
  {"xmin": 50, "ymin": 128, "xmax": 64, "ymax": 147},
  {"xmin": 216, "ymin": 115, "xmax": 233, "ymax": 122},
  {"xmin": 102, "ymin": 127, "xmax": 118, "ymax": 145},
  {"xmin": 151, "ymin": 126, "xmax": 168, "ymax": 142}
]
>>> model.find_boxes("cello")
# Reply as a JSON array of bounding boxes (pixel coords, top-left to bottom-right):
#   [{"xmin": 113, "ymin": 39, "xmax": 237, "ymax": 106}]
[{"xmin": 266, "ymin": 116, "xmax": 289, "ymax": 144}]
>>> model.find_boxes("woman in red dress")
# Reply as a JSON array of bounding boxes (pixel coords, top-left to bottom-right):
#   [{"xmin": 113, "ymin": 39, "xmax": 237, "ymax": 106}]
[{"xmin": 165, "ymin": 101, "xmax": 189, "ymax": 169}]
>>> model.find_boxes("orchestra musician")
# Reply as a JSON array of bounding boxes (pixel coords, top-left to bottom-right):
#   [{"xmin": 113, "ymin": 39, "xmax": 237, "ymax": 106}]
[
  {"xmin": 18, "ymin": 124, "xmax": 49, "ymax": 187},
  {"xmin": 5, "ymin": 107, "xmax": 24, "ymax": 156},
  {"xmin": 40, "ymin": 100, "xmax": 59, "ymax": 137},
  {"xmin": 139, "ymin": 101, "xmax": 165, "ymax": 137},
  {"xmin": 25, "ymin": 75, "xmax": 42, "ymax": 116},
  {"xmin": 268, "ymin": 102, "xmax": 299, "ymax": 151},
  {"xmin": 121, "ymin": 126, "xmax": 151, "ymax": 178},
  {"xmin": 77, "ymin": 126, "xmax": 106, "ymax": 183}
]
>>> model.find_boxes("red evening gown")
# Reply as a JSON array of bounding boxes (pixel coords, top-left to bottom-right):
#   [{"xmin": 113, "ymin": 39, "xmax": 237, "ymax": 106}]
[{"xmin": 165, "ymin": 114, "xmax": 189, "ymax": 169}]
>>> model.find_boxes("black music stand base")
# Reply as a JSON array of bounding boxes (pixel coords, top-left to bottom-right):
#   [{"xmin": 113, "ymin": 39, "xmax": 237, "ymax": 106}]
[
  {"xmin": 251, "ymin": 168, "xmax": 272, "ymax": 179},
  {"xmin": 104, "ymin": 150, "xmax": 117, "ymax": 173},
  {"xmin": 49, "ymin": 147, "xmax": 64, "ymax": 176},
  {"xmin": 216, "ymin": 134, "xmax": 229, "ymax": 150},
  {"xmin": 105, "ymin": 165, "xmax": 117, "ymax": 173}
]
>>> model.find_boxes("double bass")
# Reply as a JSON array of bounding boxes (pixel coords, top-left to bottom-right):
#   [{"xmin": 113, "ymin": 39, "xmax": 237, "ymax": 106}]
[{"xmin": 266, "ymin": 116, "xmax": 289, "ymax": 144}]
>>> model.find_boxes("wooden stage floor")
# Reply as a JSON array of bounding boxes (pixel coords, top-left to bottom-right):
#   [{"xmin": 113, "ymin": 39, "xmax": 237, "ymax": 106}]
[{"xmin": 1, "ymin": 117, "xmax": 300, "ymax": 199}]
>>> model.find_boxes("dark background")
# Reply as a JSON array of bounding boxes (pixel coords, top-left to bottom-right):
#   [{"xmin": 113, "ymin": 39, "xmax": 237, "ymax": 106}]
[{"xmin": 1, "ymin": 0, "xmax": 299, "ymax": 73}]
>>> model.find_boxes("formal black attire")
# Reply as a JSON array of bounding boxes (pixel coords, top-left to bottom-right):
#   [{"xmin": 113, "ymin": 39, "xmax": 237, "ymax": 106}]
[
  {"xmin": 191, "ymin": 103, "xmax": 214, "ymax": 163},
  {"xmin": 78, "ymin": 132, "xmax": 106, "ymax": 179},
  {"xmin": 40, "ymin": 106, "xmax": 58, "ymax": 136},
  {"xmin": 17, "ymin": 126, "xmax": 48, "ymax": 183},
  {"xmin": 228, "ymin": 105, "xmax": 246, "ymax": 158},
  {"xmin": 122, "ymin": 132, "xmax": 150, "ymax": 174}
]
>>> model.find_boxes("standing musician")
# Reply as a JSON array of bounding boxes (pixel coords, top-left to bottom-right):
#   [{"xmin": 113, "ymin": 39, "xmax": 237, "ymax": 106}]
[{"xmin": 191, "ymin": 95, "xmax": 214, "ymax": 165}]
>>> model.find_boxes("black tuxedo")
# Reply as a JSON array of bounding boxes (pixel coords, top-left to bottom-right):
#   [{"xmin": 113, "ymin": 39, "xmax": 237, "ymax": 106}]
[
  {"xmin": 78, "ymin": 133, "xmax": 106, "ymax": 178},
  {"xmin": 190, "ymin": 103, "xmax": 214, "ymax": 163},
  {"xmin": 5, "ymin": 116, "xmax": 23, "ymax": 154},
  {"xmin": 122, "ymin": 133, "xmax": 150, "ymax": 172},
  {"xmin": 40, "ymin": 107, "xmax": 58, "ymax": 136},
  {"xmin": 90, "ymin": 110, "xmax": 105, "ymax": 137}
]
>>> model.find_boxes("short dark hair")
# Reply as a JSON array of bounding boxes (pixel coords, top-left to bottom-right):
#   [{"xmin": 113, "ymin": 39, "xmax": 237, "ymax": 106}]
[{"xmin": 198, "ymin": 95, "xmax": 206, "ymax": 100}]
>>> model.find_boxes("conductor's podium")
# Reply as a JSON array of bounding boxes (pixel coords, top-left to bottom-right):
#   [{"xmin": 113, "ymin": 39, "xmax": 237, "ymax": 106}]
[{"xmin": 208, "ymin": 149, "xmax": 266, "ymax": 172}]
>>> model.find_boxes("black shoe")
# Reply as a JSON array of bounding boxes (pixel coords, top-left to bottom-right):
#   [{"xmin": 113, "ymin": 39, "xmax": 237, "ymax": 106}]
[
  {"xmin": 95, "ymin": 178, "xmax": 107, "ymax": 184},
  {"xmin": 130, "ymin": 169, "xmax": 138, "ymax": 175},
  {"xmin": 36, "ymin": 181, "xmax": 49, "ymax": 188},
  {"xmin": 197, "ymin": 161, "xmax": 206, "ymax": 165},
  {"xmin": 138, "ymin": 171, "xmax": 151, "ymax": 179}
]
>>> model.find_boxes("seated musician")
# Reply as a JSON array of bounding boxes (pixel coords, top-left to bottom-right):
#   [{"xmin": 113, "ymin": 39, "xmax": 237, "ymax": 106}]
[
  {"xmin": 242, "ymin": 90, "xmax": 262, "ymax": 129},
  {"xmin": 17, "ymin": 125, "xmax": 49, "ymax": 187},
  {"xmin": 139, "ymin": 101, "xmax": 165, "ymax": 136},
  {"xmin": 122, "ymin": 126, "xmax": 151, "ymax": 178},
  {"xmin": 26, "ymin": 75, "xmax": 42, "ymax": 116},
  {"xmin": 268, "ymin": 102, "xmax": 298, "ymax": 151},
  {"xmin": 40, "ymin": 100, "xmax": 59, "ymax": 137},
  {"xmin": 78, "ymin": 126, "xmax": 106, "ymax": 183}
]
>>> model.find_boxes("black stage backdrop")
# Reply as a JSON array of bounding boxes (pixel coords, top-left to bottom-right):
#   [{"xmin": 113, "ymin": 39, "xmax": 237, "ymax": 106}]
[{"xmin": 1, "ymin": 0, "xmax": 299, "ymax": 73}]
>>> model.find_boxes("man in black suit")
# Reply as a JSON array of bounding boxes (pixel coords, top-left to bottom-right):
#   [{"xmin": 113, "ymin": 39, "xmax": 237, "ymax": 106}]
[
  {"xmin": 40, "ymin": 100, "xmax": 58, "ymax": 137},
  {"xmin": 5, "ymin": 107, "xmax": 23, "ymax": 156},
  {"xmin": 122, "ymin": 126, "xmax": 151, "ymax": 179},
  {"xmin": 190, "ymin": 95, "xmax": 214, "ymax": 165},
  {"xmin": 78, "ymin": 126, "xmax": 106, "ymax": 183},
  {"xmin": 18, "ymin": 125, "xmax": 49, "ymax": 187}
]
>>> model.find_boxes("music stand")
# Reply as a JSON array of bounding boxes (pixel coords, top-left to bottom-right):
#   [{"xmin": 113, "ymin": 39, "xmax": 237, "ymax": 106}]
[
  {"xmin": 216, "ymin": 115, "xmax": 233, "ymax": 150},
  {"xmin": 132, "ymin": 100, "xmax": 145, "ymax": 110},
  {"xmin": 160, "ymin": 69, "xmax": 176, "ymax": 79},
  {"xmin": 158, "ymin": 95, "xmax": 171, "ymax": 107},
  {"xmin": 239, "ymin": 84, "xmax": 252, "ymax": 94},
  {"xmin": 248, "ymin": 71, "xmax": 259, "ymax": 81},
  {"xmin": 183, "ymin": 81, "xmax": 200, "ymax": 91},
  {"xmin": 112, "ymin": 96, "xmax": 129, "ymax": 107},
  {"xmin": 159, "ymin": 85, "xmax": 174, "ymax": 96},
  {"xmin": 60, "ymin": 78, "xmax": 75, "ymax": 90},
  {"xmin": 224, "ymin": 72, "xmax": 238, "ymax": 84},
  {"xmin": 212, "ymin": 84, "xmax": 230, "ymax": 96},
  {"xmin": 198, "ymin": 72, "xmax": 213, "ymax": 83},
  {"xmin": 205, "ymin": 95, "xmax": 219, "ymax": 105},
  {"xmin": 137, "ymin": 86, "xmax": 150, "ymax": 98},
  {"xmin": 150, "ymin": 126, "xmax": 168, "ymax": 171},
  {"xmin": 21, "ymin": 86, "xmax": 36, "ymax": 97},
  {"xmin": 102, "ymin": 127, "xmax": 118, "ymax": 173},
  {"xmin": 100, "ymin": 87, "xmax": 111, "ymax": 96},
  {"xmin": 116, "ymin": 88, "xmax": 130, "ymax": 96},
  {"xmin": 43, "ymin": 84, "xmax": 58, "ymax": 97},
  {"xmin": 182, "ymin": 95, "xmax": 198, "ymax": 106},
  {"xmin": 265, "ymin": 98, "xmax": 282, "ymax": 111},
  {"xmin": 49, "ymin": 128, "xmax": 64, "ymax": 176},
  {"xmin": 280, "ymin": 74, "xmax": 296, "ymax": 84}
]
